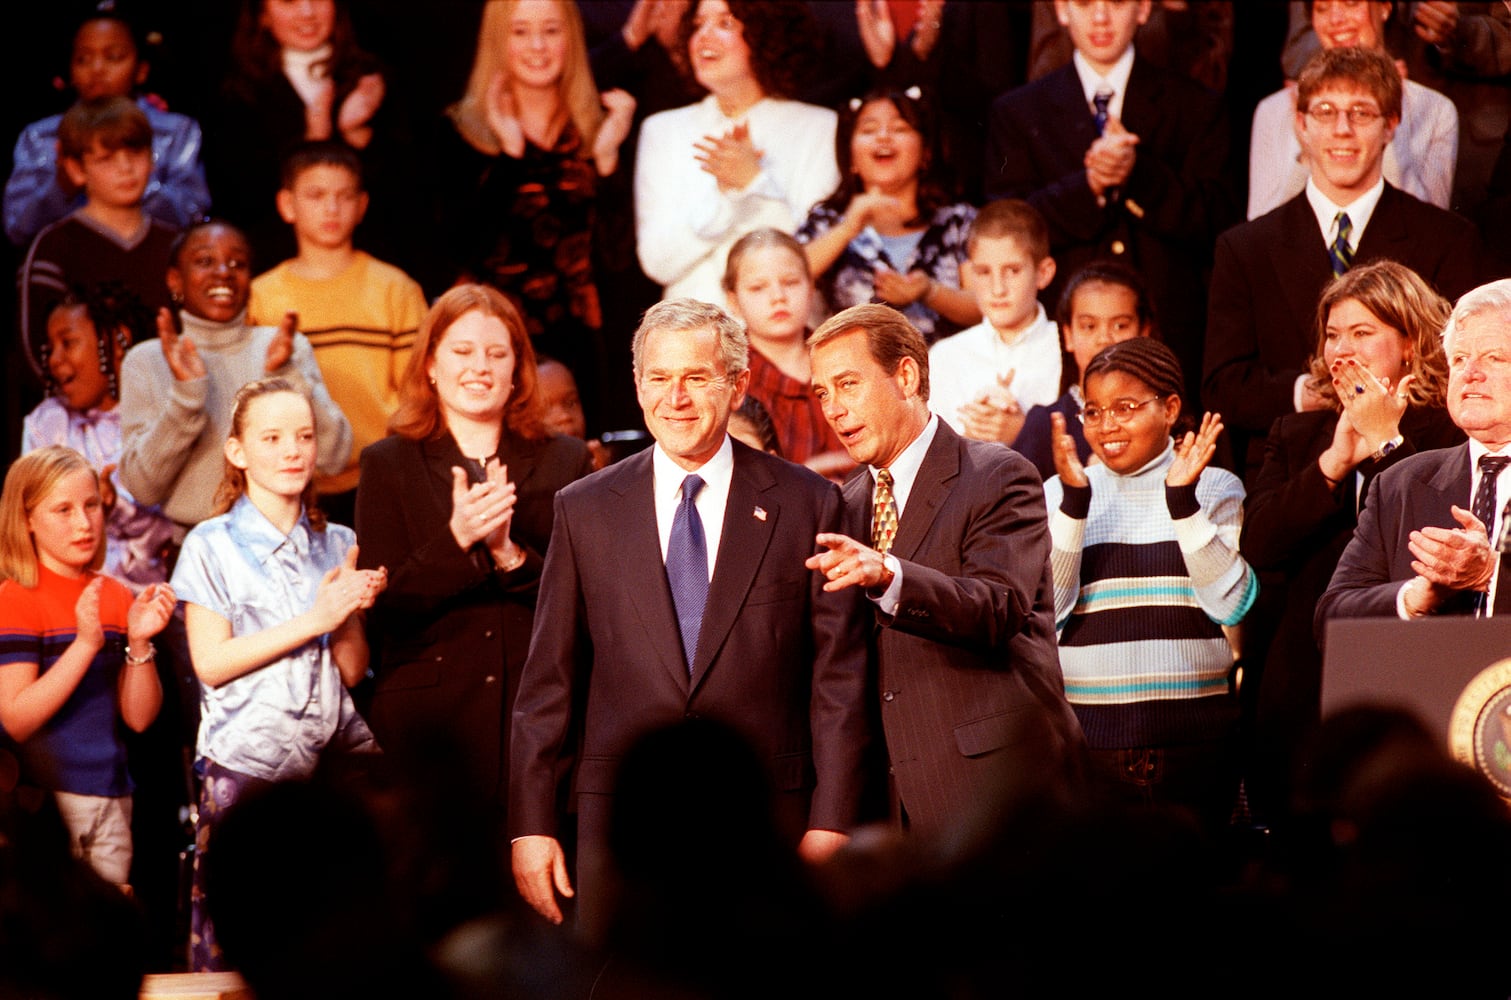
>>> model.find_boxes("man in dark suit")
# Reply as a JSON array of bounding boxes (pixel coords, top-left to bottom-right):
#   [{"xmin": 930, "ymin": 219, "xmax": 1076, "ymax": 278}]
[
  {"xmin": 984, "ymin": 0, "xmax": 1234, "ymax": 400},
  {"xmin": 1319, "ymin": 279, "xmax": 1511, "ymax": 625},
  {"xmin": 805, "ymin": 303, "xmax": 1082, "ymax": 843},
  {"xmin": 509, "ymin": 299, "xmax": 869, "ymax": 934},
  {"xmin": 1204, "ymin": 45, "xmax": 1481, "ymax": 479}
]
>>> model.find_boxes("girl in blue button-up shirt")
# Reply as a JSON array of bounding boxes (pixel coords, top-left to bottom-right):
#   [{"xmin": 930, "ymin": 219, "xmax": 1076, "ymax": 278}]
[{"xmin": 172, "ymin": 376, "xmax": 386, "ymax": 971}]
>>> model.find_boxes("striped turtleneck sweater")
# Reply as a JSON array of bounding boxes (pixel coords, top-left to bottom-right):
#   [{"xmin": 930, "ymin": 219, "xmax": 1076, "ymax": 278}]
[{"xmin": 1043, "ymin": 441, "xmax": 1257, "ymax": 749}]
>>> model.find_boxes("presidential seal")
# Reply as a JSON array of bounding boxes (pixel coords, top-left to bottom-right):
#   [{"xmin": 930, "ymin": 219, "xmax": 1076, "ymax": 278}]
[{"xmin": 1448, "ymin": 657, "xmax": 1511, "ymax": 799}]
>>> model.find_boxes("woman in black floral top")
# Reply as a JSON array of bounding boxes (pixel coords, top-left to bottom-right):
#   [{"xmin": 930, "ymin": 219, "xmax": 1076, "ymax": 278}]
[
  {"xmin": 442, "ymin": 0, "xmax": 636, "ymax": 395},
  {"xmin": 796, "ymin": 87, "xmax": 978, "ymax": 344}
]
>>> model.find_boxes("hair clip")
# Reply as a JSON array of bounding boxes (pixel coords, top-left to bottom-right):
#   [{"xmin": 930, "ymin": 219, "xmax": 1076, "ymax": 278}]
[
  {"xmin": 904, "ymin": 85, "xmax": 922, "ymax": 101},
  {"xmin": 848, "ymin": 97, "xmax": 862, "ymax": 112}
]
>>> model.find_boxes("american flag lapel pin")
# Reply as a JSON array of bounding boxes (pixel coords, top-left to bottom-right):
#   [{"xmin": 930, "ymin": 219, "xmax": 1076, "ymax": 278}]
[{"xmin": 753, "ymin": 506, "xmax": 767, "ymax": 522}]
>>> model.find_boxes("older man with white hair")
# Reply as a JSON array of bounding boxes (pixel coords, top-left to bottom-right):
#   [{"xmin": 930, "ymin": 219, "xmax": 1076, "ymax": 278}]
[{"xmin": 1319, "ymin": 278, "xmax": 1511, "ymax": 624}]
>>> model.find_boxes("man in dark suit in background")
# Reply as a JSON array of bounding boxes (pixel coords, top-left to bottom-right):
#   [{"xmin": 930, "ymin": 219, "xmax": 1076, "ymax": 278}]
[
  {"xmin": 509, "ymin": 299, "xmax": 869, "ymax": 936},
  {"xmin": 806, "ymin": 304, "xmax": 1082, "ymax": 844},
  {"xmin": 1204, "ymin": 45, "xmax": 1481, "ymax": 480},
  {"xmin": 985, "ymin": 0, "xmax": 1234, "ymax": 402},
  {"xmin": 1319, "ymin": 279, "xmax": 1511, "ymax": 625}
]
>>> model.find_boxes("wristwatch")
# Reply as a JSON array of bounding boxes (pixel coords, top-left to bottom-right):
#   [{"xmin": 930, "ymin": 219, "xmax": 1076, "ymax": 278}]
[{"xmin": 1369, "ymin": 434, "xmax": 1404, "ymax": 462}]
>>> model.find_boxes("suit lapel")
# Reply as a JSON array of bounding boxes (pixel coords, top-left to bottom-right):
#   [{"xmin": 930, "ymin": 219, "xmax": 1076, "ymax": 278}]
[
  {"xmin": 890, "ymin": 425, "xmax": 961, "ymax": 562},
  {"xmin": 1270, "ymin": 193, "xmax": 1334, "ymax": 358},
  {"xmin": 690, "ymin": 444, "xmax": 777, "ymax": 690},
  {"xmin": 1355, "ymin": 184, "xmax": 1409, "ymax": 262},
  {"xmin": 1046, "ymin": 65, "xmax": 1099, "ymax": 159},
  {"xmin": 611, "ymin": 451, "xmax": 692, "ymax": 692},
  {"xmin": 1120, "ymin": 57, "xmax": 1161, "ymax": 138}
]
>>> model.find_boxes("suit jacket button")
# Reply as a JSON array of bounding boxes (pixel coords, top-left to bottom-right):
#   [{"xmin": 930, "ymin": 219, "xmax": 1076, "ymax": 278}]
[
  {"xmin": 485, "ymin": 675, "xmax": 497, "ymax": 684},
  {"xmin": 1110, "ymin": 239, "xmax": 1126, "ymax": 255},
  {"xmin": 685, "ymin": 711, "xmax": 701, "ymax": 720},
  {"xmin": 882, "ymin": 691, "xmax": 895, "ymax": 702},
  {"xmin": 484, "ymin": 630, "xmax": 495, "ymax": 639}
]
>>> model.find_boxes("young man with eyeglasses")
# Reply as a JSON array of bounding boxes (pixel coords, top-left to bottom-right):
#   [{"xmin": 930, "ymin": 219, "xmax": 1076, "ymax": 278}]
[
  {"xmin": 1203, "ymin": 45, "xmax": 1480, "ymax": 483},
  {"xmin": 1247, "ymin": 0, "xmax": 1458, "ymax": 219}
]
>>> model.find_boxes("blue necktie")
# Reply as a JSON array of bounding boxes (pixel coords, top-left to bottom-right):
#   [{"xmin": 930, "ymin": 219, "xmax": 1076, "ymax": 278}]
[
  {"xmin": 1329, "ymin": 212, "xmax": 1354, "ymax": 277},
  {"xmin": 1093, "ymin": 89, "xmax": 1112, "ymax": 135},
  {"xmin": 667, "ymin": 474, "xmax": 708, "ymax": 675}
]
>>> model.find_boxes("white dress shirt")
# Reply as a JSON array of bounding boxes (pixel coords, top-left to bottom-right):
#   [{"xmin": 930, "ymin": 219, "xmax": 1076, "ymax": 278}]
[
  {"xmin": 869, "ymin": 414, "xmax": 941, "ymax": 613},
  {"xmin": 652, "ymin": 435, "xmax": 734, "ymax": 581}
]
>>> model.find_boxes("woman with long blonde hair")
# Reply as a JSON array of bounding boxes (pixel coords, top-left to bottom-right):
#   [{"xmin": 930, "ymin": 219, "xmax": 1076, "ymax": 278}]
[{"xmin": 441, "ymin": 0, "xmax": 635, "ymax": 401}]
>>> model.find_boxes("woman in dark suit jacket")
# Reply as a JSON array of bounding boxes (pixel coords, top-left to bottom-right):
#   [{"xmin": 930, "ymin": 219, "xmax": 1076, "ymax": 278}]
[
  {"xmin": 1241, "ymin": 261, "xmax": 1462, "ymax": 824},
  {"xmin": 356, "ymin": 284, "xmax": 592, "ymax": 821}
]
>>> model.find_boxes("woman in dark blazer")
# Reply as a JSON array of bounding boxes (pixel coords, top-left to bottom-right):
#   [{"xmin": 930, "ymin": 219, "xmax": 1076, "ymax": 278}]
[
  {"xmin": 356, "ymin": 284, "xmax": 592, "ymax": 821},
  {"xmin": 1241, "ymin": 261, "xmax": 1462, "ymax": 824}
]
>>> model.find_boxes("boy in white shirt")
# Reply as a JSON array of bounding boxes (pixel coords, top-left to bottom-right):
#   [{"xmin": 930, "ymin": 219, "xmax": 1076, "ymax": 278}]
[{"xmin": 928, "ymin": 199, "xmax": 1058, "ymax": 445}]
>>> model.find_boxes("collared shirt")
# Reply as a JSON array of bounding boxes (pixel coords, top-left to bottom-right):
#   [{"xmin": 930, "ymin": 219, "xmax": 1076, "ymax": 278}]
[
  {"xmin": 1073, "ymin": 46, "xmax": 1135, "ymax": 123},
  {"xmin": 652, "ymin": 435, "xmax": 734, "ymax": 580},
  {"xmin": 929, "ymin": 305, "xmax": 1062, "ymax": 436},
  {"xmin": 1304, "ymin": 175, "xmax": 1386, "ymax": 253},
  {"xmin": 869, "ymin": 414, "xmax": 941, "ymax": 612},
  {"xmin": 171, "ymin": 496, "xmax": 376, "ymax": 781}
]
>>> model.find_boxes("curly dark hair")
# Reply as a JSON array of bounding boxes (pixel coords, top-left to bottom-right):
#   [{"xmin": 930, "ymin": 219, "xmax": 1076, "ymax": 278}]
[
  {"xmin": 39, "ymin": 281, "xmax": 153, "ymax": 404},
  {"xmin": 676, "ymin": 1, "xmax": 818, "ymax": 101},
  {"xmin": 819, "ymin": 88, "xmax": 948, "ymax": 226}
]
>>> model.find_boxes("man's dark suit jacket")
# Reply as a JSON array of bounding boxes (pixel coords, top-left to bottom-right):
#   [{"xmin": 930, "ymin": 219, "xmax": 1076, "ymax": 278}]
[
  {"xmin": 985, "ymin": 57, "xmax": 1235, "ymax": 391},
  {"xmin": 843, "ymin": 422, "xmax": 1082, "ymax": 841},
  {"xmin": 1316, "ymin": 444, "xmax": 1481, "ymax": 634},
  {"xmin": 356, "ymin": 430, "xmax": 593, "ymax": 811},
  {"xmin": 1203, "ymin": 185, "xmax": 1481, "ymax": 477},
  {"xmin": 509, "ymin": 439, "xmax": 870, "ymax": 914}
]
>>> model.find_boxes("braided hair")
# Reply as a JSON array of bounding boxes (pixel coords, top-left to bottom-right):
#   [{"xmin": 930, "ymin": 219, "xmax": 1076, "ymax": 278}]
[
  {"xmin": 39, "ymin": 281, "xmax": 152, "ymax": 404},
  {"xmin": 1082, "ymin": 337, "xmax": 1194, "ymax": 437}
]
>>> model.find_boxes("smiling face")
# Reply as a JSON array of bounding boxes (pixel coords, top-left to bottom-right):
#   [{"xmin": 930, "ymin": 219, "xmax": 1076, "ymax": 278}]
[
  {"xmin": 1312, "ymin": 0, "xmax": 1390, "ymax": 50},
  {"xmin": 1447, "ymin": 310, "xmax": 1511, "ymax": 450},
  {"xmin": 226, "ymin": 390, "xmax": 318, "ymax": 508},
  {"xmin": 71, "ymin": 19, "xmax": 146, "ymax": 101},
  {"xmin": 1055, "ymin": 0, "xmax": 1151, "ymax": 76},
  {"xmin": 810, "ymin": 327, "xmax": 927, "ymax": 469},
  {"xmin": 1297, "ymin": 83, "xmax": 1397, "ymax": 205},
  {"xmin": 428, "ymin": 309, "xmax": 517, "ymax": 429},
  {"xmin": 851, "ymin": 98, "xmax": 924, "ymax": 193},
  {"xmin": 27, "ymin": 467, "xmax": 104, "ymax": 578},
  {"xmin": 261, "ymin": 0, "xmax": 336, "ymax": 52},
  {"xmin": 965, "ymin": 234, "xmax": 1055, "ymax": 337},
  {"xmin": 1081, "ymin": 368, "xmax": 1178, "ymax": 475},
  {"xmin": 1323, "ymin": 296, "xmax": 1413, "ymax": 387},
  {"xmin": 689, "ymin": 0, "xmax": 754, "ymax": 95},
  {"xmin": 728, "ymin": 244, "xmax": 812, "ymax": 346},
  {"xmin": 506, "ymin": 0, "xmax": 569, "ymax": 90},
  {"xmin": 1063, "ymin": 280, "xmax": 1150, "ymax": 378},
  {"xmin": 636, "ymin": 323, "xmax": 748, "ymax": 471},
  {"xmin": 46, "ymin": 304, "xmax": 118, "ymax": 412},
  {"xmin": 168, "ymin": 225, "xmax": 253, "ymax": 323}
]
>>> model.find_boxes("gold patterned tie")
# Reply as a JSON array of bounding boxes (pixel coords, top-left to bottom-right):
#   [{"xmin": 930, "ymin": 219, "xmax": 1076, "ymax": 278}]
[{"xmin": 872, "ymin": 469, "xmax": 898, "ymax": 555}]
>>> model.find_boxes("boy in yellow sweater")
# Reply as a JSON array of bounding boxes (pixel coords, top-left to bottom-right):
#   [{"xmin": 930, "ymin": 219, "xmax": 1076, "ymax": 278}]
[{"xmin": 249, "ymin": 142, "xmax": 427, "ymax": 525}]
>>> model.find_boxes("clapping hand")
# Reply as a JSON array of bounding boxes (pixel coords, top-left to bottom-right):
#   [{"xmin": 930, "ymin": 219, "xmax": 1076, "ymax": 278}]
[
  {"xmin": 1050, "ymin": 411, "xmax": 1088, "ymax": 489},
  {"xmin": 448, "ymin": 460, "xmax": 518, "ymax": 551},
  {"xmin": 485, "ymin": 71, "xmax": 526, "ymax": 158},
  {"xmin": 157, "ymin": 308, "xmax": 206, "ymax": 382},
  {"xmin": 1085, "ymin": 117, "xmax": 1139, "ymax": 197},
  {"xmin": 338, "ymin": 72, "xmax": 385, "ymax": 147},
  {"xmin": 311, "ymin": 546, "xmax": 387, "ymax": 633},
  {"xmin": 265, "ymin": 312, "xmax": 297, "ymax": 373},
  {"xmin": 127, "ymin": 583, "xmax": 177, "ymax": 648},
  {"xmin": 1166, "ymin": 411, "xmax": 1222, "ymax": 488},
  {"xmin": 694, "ymin": 122, "xmax": 762, "ymax": 192},
  {"xmin": 872, "ymin": 265, "xmax": 930, "ymax": 307},
  {"xmin": 958, "ymin": 370, "xmax": 1024, "ymax": 444}
]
